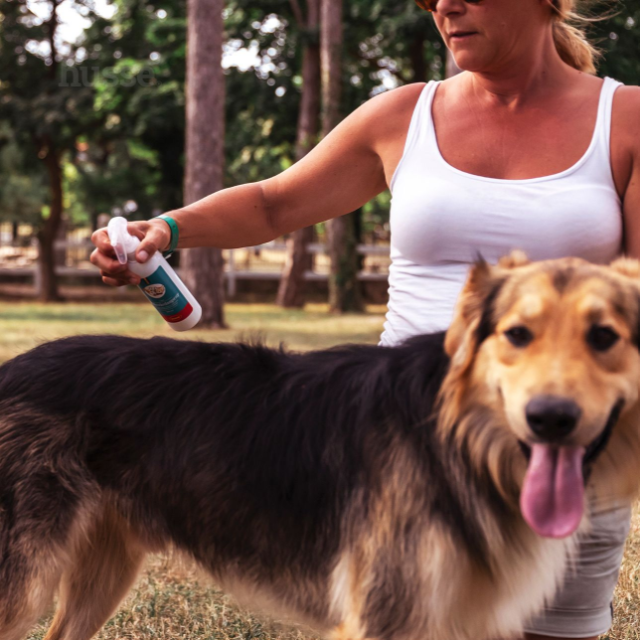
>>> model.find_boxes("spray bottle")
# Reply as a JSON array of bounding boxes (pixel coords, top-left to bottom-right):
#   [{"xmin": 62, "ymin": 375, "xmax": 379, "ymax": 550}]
[{"xmin": 107, "ymin": 216, "xmax": 202, "ymax": 331}]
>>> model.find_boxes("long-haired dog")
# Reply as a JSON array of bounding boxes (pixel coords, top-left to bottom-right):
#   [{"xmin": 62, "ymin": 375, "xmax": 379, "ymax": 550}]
[{"xmin": 2, "ymin": 252, "xmax": 640, "ymax": 640}]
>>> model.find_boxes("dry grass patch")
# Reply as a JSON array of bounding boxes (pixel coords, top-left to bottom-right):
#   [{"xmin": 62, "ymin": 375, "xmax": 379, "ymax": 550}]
[
  {"xmin": 26, "ymin": 554, "xmax": 322, "ymax": 640},
  {"xmin": 608, "ymin": 503, "xmax": 640, "ymax": 640}
]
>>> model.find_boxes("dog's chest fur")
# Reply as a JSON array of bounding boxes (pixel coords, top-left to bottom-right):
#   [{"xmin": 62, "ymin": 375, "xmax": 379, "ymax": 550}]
[{"xmin": 322, "ymin": 439, "xmax": 582, "ymax": 640}]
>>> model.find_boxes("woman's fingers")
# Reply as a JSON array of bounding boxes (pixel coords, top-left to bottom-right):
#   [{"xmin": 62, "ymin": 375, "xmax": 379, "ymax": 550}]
[
  {"xmin": 132, "ymin": 220, "xmax": 171, "ymax": 263},
  {"xmin": 90, "ymin": 245, "xmax": 127, "ymax": 273},
  {"xmin": 90, "ymin": 234, "xmax": 139, "ymax": 287},
  {"xmin": 91, "ymin": 228, "xmax": 116, "ymax": 256},
  {"xmin": 91, "ymin": 218, "xmax": 172, "ymax": 285},
  {"xmin": 97, "ymin": 267, "xmax": 141, "ymax": 286}
]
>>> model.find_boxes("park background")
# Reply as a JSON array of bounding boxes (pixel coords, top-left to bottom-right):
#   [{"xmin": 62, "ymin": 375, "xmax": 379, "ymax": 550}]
[{"xmin": 1, "ymin": 0, "xmax": 640, "ymax": 638}]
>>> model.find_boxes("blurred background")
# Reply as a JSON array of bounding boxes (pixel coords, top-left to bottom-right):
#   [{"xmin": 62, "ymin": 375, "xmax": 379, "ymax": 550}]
[{"xmin": 0, "ymin": 0, "xmax": 638, "ymax": 326}]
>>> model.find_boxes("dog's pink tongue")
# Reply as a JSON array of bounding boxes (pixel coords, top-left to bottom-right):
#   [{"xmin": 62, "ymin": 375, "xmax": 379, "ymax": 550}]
[{"xmin": 520, "ymin": 444, "xmax": 585, "ymax": 538}]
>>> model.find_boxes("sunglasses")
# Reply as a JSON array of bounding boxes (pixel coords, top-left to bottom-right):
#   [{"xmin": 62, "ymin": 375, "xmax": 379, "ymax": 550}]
[{"xmin": 414, "ymin": 0, "xmax": 482, "ymax": 12}]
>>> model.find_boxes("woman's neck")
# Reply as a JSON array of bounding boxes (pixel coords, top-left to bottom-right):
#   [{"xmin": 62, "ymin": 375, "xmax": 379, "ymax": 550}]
[{"xmin": 462, "ymin": 33, "xmax": 580, "ymax": 110}]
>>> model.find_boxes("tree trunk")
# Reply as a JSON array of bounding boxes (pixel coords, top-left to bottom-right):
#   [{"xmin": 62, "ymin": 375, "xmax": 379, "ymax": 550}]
[
  {"xmin": 278, "ymin": 226, "xmax": 316, "ymax": 307},
  {"xmin": 409, "ymin": 32, "xmax": 427, "ymax": 82},
  {"xmin": 37, "ymin": 135, "xmax": 63, "ymax": 302},
  {"xmin": 182, "ymin": 0, "xmax": 226, "ymax": 328},
  {"xmin": 90, "ymin": 210, "xmax": 99, "ymax": 232},
  {"xmin": 277, "ymin": 0, "xmax": 321, "ymax": 308},
  {"xmin": 320, "ymin": 0, "xmax": 342, "ymax": 137},
  {"xmin": 35, "ymin": 0, "xmax": 63, "ymax": 302},
  {"xmin": 321, "ymin": 0, "xmax": 363, "ymax": 313}
]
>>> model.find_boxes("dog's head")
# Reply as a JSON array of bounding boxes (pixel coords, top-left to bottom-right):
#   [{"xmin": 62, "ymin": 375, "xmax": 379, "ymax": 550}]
[{"xmin": 441, "ymin": 251, "xmax": 640, "ymax": 538}]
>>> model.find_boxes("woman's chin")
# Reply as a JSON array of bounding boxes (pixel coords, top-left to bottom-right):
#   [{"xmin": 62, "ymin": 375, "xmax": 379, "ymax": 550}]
[{"xmin": 448, "ymin": 52, "xmax": 491, "ymax": 74}]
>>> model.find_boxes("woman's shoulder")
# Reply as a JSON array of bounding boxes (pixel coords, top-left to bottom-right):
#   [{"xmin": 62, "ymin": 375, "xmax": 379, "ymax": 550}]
[
  {"xmin": 613, "ymin": 84, "xmax": 640, "ymax": 119},
  {"xmin": 612, "ymin": 84, "xmax": 640, "ymax": 152},
  {"xmin": 360, "ymin": 83, "xmax": 429, "ymax": 119},
  {"xmin": 308, "ymin": 83, "xmax": 429, "ymax": 159},
  {"xmin": 353, "ymin": 83, "xmax": 429, "ymax": 149},
  {"xmin": 610, "ymin": 83, "xmax": 640, "ymax": 202}
]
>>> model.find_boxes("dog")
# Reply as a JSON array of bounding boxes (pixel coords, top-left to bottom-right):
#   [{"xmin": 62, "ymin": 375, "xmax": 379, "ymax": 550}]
[{"xmin": 1, "ymin": 251, "xmax": 640, "ymax": 640}]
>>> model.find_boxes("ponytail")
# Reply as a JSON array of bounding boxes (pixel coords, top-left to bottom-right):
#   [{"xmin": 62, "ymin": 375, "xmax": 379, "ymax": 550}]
[{"xmin": 550, "ymin": 0, "xmax": 601, "ymax": 74}]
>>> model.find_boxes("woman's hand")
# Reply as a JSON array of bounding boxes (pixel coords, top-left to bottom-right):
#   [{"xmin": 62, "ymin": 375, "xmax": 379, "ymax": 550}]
[{"xmin": 90, "ymin": 218, "xmax": 171, "ymax": 287}]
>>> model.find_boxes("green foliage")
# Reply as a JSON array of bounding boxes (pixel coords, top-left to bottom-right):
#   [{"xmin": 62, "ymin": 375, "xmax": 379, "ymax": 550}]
[
  {"xmin": 0, "ymin": 0, "xmax": 638, "ymax": 235},
  {"xmin": 0, "ymin": 2, "xmax": 105, "ymax": 148},
  {"xmin": 223, "ymin": 1, "xmax": 305, "ymax": 181},
  {"xmin": 0, "ymin": 0, "xmax": 109, "ymax": 234},
  {"xmin": 69, "ymin": 0, "xmax": 188, "ymax": 218},
  {"xmin": 593, "ymin": 0, "xmax": 640, "ymax": 84},
  {"xmin": 0, "ymin": 133, "xmax": 48, "ymax": 226},
  {"xmin": 344, "ymin": 0, "xmax": 444, "ymax": 93},
  {"xmin": 224, "ymin": 72, "xmax": 298, "ymax": 184}
]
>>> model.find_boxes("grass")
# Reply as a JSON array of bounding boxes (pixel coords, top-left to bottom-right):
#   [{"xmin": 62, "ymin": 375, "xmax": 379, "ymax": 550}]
[
  {"xmin": 0, "ymin": 300, "xmax": 386, "ymax": 362},
  {"xmin": 27, "ymin": 554, "xmax": 322, "ymax": 640},
  {"xmin": 1, "ymin": 300, "xmax": 637, "ymax": 640}
]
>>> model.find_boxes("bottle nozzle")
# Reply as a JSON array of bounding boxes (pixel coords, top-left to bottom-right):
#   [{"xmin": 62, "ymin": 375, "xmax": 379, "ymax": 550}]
[{"xmin": 107, "ymin": 216, "xmax": 139, "ymax": 264}]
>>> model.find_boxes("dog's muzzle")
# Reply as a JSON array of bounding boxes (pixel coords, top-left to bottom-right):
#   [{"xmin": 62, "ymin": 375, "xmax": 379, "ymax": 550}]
[
  {"xmin": 518, "ymin": 398, "xmax": 624, "ymax": 469},
  {"xmin": 525, "ymin": 396, "xmax": 581, "ymax": 441},
  {"xmin": 518, "ymin": 398, "xmax": 624, "ymax": 539}
]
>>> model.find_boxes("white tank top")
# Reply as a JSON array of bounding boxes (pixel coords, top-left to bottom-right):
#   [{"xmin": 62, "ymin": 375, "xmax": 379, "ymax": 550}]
[{"xmin": 380, "ymin": 78, "xmax": 623, "ymax": 347}]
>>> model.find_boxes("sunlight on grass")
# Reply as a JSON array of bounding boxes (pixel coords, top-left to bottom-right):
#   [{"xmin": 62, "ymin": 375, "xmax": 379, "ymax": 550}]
[{"xmin": 0, "ymin": 301, "xmax": 386, "ymax": 362}]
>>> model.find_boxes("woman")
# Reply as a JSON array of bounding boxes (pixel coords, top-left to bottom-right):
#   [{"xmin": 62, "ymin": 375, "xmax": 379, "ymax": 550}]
[{"xmin": 91, "ymin": 0, "xmax": 640, "ymax": 637}]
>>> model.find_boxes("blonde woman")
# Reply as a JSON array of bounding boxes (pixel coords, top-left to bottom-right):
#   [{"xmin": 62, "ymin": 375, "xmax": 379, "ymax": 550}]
[{"xmin": 92, "ymin": 1, "xmax": 640, "ymax": 637}]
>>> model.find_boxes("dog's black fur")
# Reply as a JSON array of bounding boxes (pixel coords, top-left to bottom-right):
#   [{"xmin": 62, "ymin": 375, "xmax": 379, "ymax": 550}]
[
  {"xmin": 0, "ymin": 332, "xmax": 480, "ymax": 562},
  {"xmin": 2, "ymin": 333, "xmax": 507, "ymax": 636}
]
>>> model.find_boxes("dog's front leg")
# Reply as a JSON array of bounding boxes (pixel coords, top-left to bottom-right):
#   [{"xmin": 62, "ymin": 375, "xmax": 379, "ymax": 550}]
[{"xmin": 43, "ymin": 505, "xmax": 147, "ymax": 640}]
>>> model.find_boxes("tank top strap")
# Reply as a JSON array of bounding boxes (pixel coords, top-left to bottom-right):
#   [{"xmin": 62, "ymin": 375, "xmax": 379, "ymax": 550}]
[
  {"xmin": 593, "ymin": 77, "xmax": 624, "ymax": 163},
  {"xmin": 390, "ymin": 81, "xmax": 441, "ymax": 193}
]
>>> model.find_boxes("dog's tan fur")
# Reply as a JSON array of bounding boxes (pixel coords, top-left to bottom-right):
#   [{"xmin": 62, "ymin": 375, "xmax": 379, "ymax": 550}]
[
  {"xmin": 329, "ymin": 254, "xmax": 640, "ymax": 639},
  {"xmin": 445, "ymin": 253, "xmax": 640, "ymax": 503}
]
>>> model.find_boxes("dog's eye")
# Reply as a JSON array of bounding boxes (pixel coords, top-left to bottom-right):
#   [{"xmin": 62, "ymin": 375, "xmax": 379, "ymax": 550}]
[
  {"xmin": 587, "ymin": 325, "xmax": 619, "ymax": 351},
  {"xmin": 504, "ymin": 326, "xmax": 533, "ymax": 347}
]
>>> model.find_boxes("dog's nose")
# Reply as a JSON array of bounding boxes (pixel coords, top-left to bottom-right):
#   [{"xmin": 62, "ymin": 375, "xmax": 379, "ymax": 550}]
[{"xmin": 525, "ymin": 395, "xmax": 582, "ymax": 441}]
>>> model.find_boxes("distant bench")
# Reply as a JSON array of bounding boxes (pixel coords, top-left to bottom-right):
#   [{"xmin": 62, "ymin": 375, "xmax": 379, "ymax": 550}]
[{"xmin": 0, "ymin": 241, "xmax": 391, "ymax": 298}]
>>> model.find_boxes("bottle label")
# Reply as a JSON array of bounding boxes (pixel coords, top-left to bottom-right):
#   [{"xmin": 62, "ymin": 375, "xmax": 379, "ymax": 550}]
[{"xmin": 138, "ymin": 266, "xmax": 193, "ymax": 323}]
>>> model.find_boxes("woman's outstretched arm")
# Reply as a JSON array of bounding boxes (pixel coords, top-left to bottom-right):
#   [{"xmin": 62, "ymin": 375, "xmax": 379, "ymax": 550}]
[{"xmin": 90, "ymin": 84, "xmax": 425, "ymax": 287}]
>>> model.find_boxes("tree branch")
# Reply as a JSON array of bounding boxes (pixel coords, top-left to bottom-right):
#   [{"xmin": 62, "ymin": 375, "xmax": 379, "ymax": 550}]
[{"xmin": 288, "ymin": 0, "xmax": 305, "ymax": 28}]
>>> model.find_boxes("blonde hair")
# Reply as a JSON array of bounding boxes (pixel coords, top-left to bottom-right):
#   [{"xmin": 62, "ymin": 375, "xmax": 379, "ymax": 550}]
[{"xmin": 550, "ymin": 0, "xmax": 601, "ymax": 74}]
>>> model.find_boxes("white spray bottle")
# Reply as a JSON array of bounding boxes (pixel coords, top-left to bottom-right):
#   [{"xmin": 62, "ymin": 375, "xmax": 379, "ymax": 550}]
[{"xmin": 107, "ymin": 216, "xmax": 202, "ymax": 331}]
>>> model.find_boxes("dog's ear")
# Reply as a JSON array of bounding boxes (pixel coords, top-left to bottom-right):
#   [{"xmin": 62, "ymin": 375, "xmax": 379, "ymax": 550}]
[
  {"xmin": 445, "ymin": 252, "xmax": 526, "ymax": 362},
  {"xmin": 441, "ymin": 259, "xmax": 508, "ymax": 429},
  {"xmin": 609, "ymin": 256, "xmax": 640, "ymax": 280},
  {"xmin": 609, "ymin": 257, "xmax": 640, "ymax": 348},
  {"xmin": 445, "ymin": 258, "xmax": 506, "ymax": 362},
  {"xmin": 497, "ymin": 249, "xmax": 530, "ymax": 270}
]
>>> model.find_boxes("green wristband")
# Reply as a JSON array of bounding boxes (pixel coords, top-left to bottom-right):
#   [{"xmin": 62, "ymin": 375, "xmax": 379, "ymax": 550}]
[{"xmin": 158, "ymin": 214, "xmax": 179, "ymax": 258}]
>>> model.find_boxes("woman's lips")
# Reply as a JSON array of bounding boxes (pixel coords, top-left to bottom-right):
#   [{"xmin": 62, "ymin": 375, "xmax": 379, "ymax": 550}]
[{"xmin": 449, "ymin": 32, "xmax": 477, "ymax": 41}]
